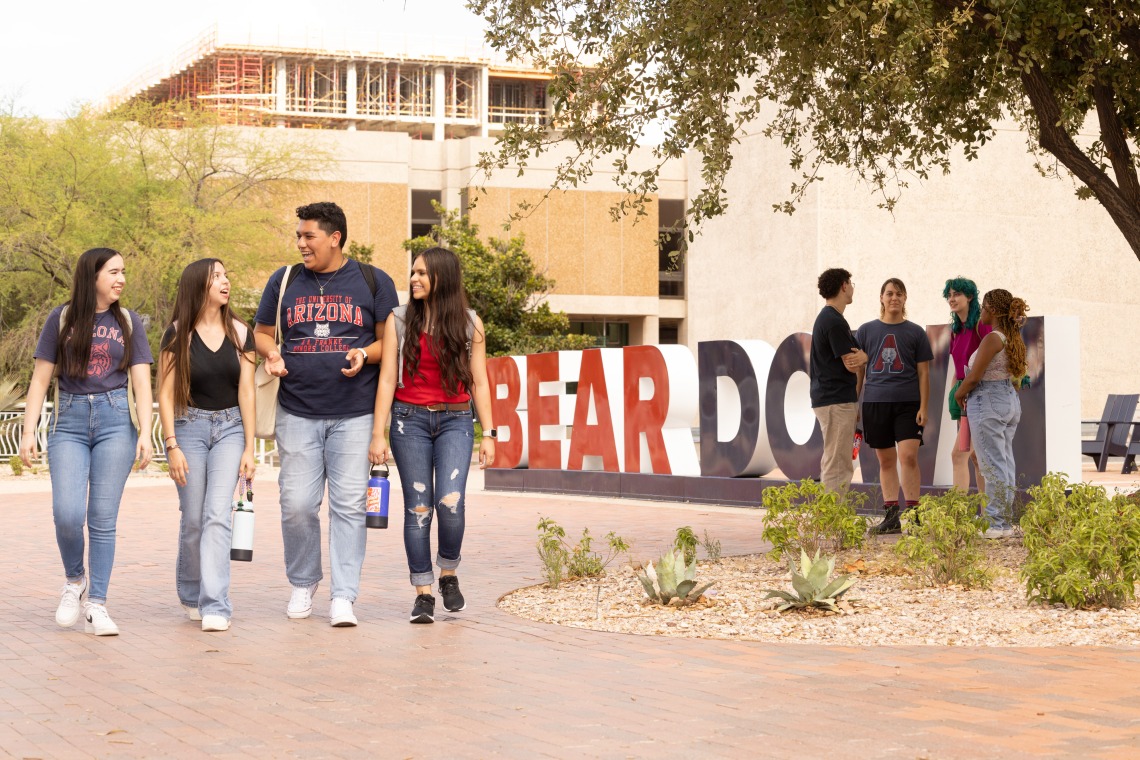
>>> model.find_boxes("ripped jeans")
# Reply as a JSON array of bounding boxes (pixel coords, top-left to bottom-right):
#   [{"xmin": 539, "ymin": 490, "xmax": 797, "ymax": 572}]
[{"xmin": 388, "ymin": 401, "xmax": 474, "ymax": 587}]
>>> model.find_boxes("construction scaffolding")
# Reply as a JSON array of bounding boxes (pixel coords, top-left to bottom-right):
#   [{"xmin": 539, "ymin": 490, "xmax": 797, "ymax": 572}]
[{"xmin": 488, "ymin": 78, "xmax": 548, "ymax": 125}]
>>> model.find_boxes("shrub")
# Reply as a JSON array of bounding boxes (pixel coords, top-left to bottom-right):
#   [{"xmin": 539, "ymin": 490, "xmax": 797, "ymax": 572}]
[
  {"xmin": 895, "ymin": 490, "xmax": 992, "ymax": 588},
  {"xmin": 536, "ymin": 517, "xmax": 629, "ymax": 589},
  {"xmin": 761, "ymin": 479, "xmax": 869, "ymax": 561},
  {"xmin": 9, "ymin": 455, "xmax": 23, "ymax": 476},
  {"xmin": 763, "ymin": 549, "xmax": 856, "ymax": 612},
  {"xmin": 1021, "ymin": 474, "xmax": 1140, "ymax": 609},
  {"xmin": 635, "ymin": 549, "xmax": 713, "ymax": 606},
  {"xmin": 673, "ymin": 526, "xmax": 698, "ymax": 565},
  {"xmin": 701, "ymin": 529, "xmax": 722, "ymax": 561}
]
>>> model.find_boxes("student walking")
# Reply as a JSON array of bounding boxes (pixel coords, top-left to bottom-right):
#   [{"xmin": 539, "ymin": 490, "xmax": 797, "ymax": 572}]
[
  {"xmin": 19, "ymin": 248, "xmax": 154, "ymax": 636},
  {"xmin": 369, "ymin": 247, "xmax": 496, "ymax": 624},
  {"xmin": 857, "ymin": 278, "xmax": 933, "ymax": 534},
  {"xmin": 943, "ymin": 277, "xmax": 990, "ymax": 494},
  {"xmin": 254, "ymin": 202, "xmax": 398, "ymax": 626},
  {"xmin": 954, "ymin": 289, "xmax": 1029, "ymax": 537},
  {"xmin": 158, "ymin": 259, "xmax": 256, "ymax": 632}
]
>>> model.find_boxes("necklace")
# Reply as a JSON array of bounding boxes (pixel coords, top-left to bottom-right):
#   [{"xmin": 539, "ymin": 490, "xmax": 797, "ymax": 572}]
[{"xmin": 313, "ymin": 259, "xmax": 347, "ymax": 297}]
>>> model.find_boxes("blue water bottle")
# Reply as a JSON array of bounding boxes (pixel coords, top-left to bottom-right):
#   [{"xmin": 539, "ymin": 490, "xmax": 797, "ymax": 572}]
[{"xmin": 366, "ymin": 464, "xmax": 390, "ymax": 529}]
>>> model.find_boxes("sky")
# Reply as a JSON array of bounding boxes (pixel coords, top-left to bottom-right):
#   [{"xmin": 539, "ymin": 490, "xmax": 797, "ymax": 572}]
[{"xmin": 3, "ymin": 0, "xmax": 490, "ymax": 118}]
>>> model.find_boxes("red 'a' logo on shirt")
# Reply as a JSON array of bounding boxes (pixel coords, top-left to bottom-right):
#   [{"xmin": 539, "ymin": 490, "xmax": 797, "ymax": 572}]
[{"xmin": 871, "ymin": 334, "xmax": 904, "ymax": 374}]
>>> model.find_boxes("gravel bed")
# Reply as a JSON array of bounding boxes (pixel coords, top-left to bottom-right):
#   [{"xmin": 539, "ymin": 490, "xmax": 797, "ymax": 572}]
[{"xmin": 498, "ymin": 538, "xmax": 1140, "ymax": 647}]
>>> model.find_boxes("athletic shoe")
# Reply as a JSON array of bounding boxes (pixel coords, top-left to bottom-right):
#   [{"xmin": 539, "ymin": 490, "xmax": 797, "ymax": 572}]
[
  {"xmin": 984, "ymin": 527, "xmax": 1016, "ymax": 539},
  {"xmin": 55, "ymin": 578, "xmax": 87, "ymax": 628},
  {"xmin": 182, "ymin": 605, "xmax": 202, "ymax": 622},
  {"xmin": 410, "ymin": 594, "xmax": 435, "ymax": 624},
  {"xmin": 439, "ymin": 575, "xmax": 466, "ymax": 612},
  {"xmin": 286, "ymin": 582, "xmax": 319, "ymax": 619},
  {"xmin": 329, "ymin": 598, "xmax": 358, "ymax": 627},
  {"xmin": 201, "ymin": 615, "xmax": 230, "ymax": 632},
  {"xmin": 83, "ymin": 603, "xmax": 119, "ymax": 636}
]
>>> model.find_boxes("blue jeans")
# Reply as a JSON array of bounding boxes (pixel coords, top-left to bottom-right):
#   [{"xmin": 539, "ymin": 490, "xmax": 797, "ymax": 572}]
[
  {"xmin": 389, "ymin": 402, "xmax": 474, "ymax": 587},
  {"xmin": 48, "ymin": 389, "xmax": 137, "ymax": 604},
  {"xmin": 967, "ymin": 380, "xmax": 1022, "ymax": 530},
  {"xmin": 276, "ymin": 408, "xmax": 372, "ymax": 601},
  {"xmin": 174, "ymin": 407, "xmax": 244, "ymax": 618}
]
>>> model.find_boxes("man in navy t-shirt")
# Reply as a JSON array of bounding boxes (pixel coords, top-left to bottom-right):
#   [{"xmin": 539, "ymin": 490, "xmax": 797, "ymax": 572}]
[
  {"xmin": 255, "ymin": 202, "xmax": 398, "ymax": 627},
  {"xmin": 809, "ymin": 268, "xmax": 867, "ymax": 493}
]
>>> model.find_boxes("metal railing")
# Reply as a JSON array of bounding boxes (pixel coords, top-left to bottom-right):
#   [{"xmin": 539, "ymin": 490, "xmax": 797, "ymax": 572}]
[{"xmin": 0, "ymin": 405, "xmax": 277, "ymax": 466}]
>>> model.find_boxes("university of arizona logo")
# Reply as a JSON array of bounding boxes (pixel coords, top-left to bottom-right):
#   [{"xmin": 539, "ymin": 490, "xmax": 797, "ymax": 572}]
[
  {"xmin": 315, "ymin": 323, "xmax": 331, "ymax": 338},
  {"xmin": 871, "ymin": 334, "xmax": 905, "ymax": 374},
  {"xmin": 88, "ymin": 342, "xmax": 112, "ymax": 377}
]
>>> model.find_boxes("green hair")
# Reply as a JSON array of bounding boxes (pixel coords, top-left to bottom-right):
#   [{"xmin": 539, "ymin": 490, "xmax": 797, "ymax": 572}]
[{"xmin": 942, "ymin": 276, "xmax": 980, "ymax": 333}]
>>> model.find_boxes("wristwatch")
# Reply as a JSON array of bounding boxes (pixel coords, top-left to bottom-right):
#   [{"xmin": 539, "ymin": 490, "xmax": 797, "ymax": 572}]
[{"xmin": 485, "ymin": 428, "xmax": 498, "ymax": 439}]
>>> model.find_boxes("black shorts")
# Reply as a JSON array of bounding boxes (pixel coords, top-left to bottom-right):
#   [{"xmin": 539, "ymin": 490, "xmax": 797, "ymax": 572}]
[{"xmin": 861, "ymin": 401, "xmax": 923, "ymax": 449}]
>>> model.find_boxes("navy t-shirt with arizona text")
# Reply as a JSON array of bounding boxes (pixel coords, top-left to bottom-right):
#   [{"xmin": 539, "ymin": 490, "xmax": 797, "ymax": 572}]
[{"xmin": 255, "ymin": 261, "xmax": 398, "ymax": 419}]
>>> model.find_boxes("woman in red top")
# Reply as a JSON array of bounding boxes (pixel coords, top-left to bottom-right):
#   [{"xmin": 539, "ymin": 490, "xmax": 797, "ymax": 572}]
[
  {"xmin": 369, "ymin": 247, "xmax": 495, "ymax": 624},
  {"xmin": 943, "ymin": 277, "xmax": 990, "ymax": 494}
]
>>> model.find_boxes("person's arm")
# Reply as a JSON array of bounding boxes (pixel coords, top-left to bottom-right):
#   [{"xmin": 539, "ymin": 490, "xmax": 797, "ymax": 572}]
[
  {"xmin": 368, "ymin": 316, "xmax": 399, "ymax": 465},
  {"xmin": 954, "ymin": 333, "xmax": 1004, "ymax": 406},
  {"xmin": 237, "ymin": 340, "xmax": 257, "ymax": 482},
  {"xmin": 469, "ymin": 315, "xmax": 496, "ymax": 469},
  {"xmin": 130, "ymin": 362, "xmax": 154, "ymax": 470},
  {"xmin": 916, "ymin": 360, "xmax": 930, "ymax": 426},
  {"xmin": 254, "ymin": 323, "xmax": 288, "ymax": 377},
  {"xmin": 342, "ymin": 318, "xmax": 384, "ymax": 377},
  {"xmin": 19, "ymin": 359, "xmax": 55, "ymax": 467},
  {"xmin": 157, "ymin": 350, "xmax": 188, "ymax": 486}
]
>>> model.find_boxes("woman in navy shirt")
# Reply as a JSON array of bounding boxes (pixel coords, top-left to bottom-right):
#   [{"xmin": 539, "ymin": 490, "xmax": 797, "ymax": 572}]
[{"xmin": 19, "ymin": 248, "xmax": 154, "ymax": 636}]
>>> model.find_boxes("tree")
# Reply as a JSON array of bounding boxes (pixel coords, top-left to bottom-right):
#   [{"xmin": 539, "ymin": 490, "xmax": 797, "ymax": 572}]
[
  {"xmin": 404, "ymin": 205, "xmax": 595, "ymax": 356},
  {"xmin": 469, "ymin": 1, "xmax": 1140, "ymax": 261},
  {"xmin": 0, "ymin": 104, "xmax": 318, "ymax": 380}
]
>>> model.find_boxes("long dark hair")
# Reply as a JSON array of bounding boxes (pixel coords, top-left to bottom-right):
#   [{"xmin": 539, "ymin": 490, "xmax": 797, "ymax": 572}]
[
  {"xmin": 162, "ymin": 258, "xmax": 249, "ymax": 414},
  {"xmin": 58, "ymin": 248, "xmax": 133, "ymax": 380},
  {"xmin": 403, "ymin": 247, "xmax": 473, "ymax": 395}
]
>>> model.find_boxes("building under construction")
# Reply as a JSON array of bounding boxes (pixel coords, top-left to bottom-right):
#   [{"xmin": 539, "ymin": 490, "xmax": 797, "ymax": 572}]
[{"xmin": 111, "ymin": 27, "xmax": 551, "ymax": 139}]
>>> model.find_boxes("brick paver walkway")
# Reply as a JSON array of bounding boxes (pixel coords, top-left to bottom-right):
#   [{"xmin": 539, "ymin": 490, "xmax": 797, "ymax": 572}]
[{"xmin": 2, "ymin": 471, "xmax": 1139, "ymax": 759}]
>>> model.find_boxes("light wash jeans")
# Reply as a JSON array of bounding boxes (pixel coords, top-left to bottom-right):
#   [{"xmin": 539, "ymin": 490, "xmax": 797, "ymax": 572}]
[
  {"xmin": 275, "ymin": 408, "xmax": 372, "ymax": 601},
  {"xmin": 48, "ymin": 389, "xmax": 137, "ymax": 604},
  {"xmin": 174, "ymin": 407, "xmax": 244, "ymax": 618},
  {"xmin": 388, "ymin": 401, "xmax": 474, "ymax": 587},
  {"xmin": 967, "ymin": 380, "xmax": 1022, "ymax": 530}
]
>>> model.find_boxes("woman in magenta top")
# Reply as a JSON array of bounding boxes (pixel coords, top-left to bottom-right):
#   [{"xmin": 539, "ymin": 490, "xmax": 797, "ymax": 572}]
[
  {"xmin": 369, "ymin": 247, "xmax": 495, "ymax": 625},
  {"xmin": 943, "ymin": 276, "xmax": 990, "ymax": 493}
]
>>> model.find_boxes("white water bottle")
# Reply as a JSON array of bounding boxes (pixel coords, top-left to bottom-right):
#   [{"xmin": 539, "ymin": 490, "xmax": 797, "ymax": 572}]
[{"xmin": 230, "ymin": 477, "xmax": 254, "ymax": 562}]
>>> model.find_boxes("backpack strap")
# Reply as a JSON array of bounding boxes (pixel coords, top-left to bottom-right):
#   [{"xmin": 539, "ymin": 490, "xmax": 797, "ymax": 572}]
[
  {"xmin": 274, "ymin": 265, "xmax": 296, "ymax": 348},
  {"xmin": 358, "ymin": 259, "xmax": 377, "ymax": 297}
]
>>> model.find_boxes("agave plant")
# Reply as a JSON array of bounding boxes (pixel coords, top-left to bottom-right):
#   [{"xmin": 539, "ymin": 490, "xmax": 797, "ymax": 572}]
[
  {"xmin": 635, "ymin": 549, "xmax": 714, "ymax": 606},
  {"xmin": 764, "ymin": 549, "xmax": 856, "ymax": 612}
]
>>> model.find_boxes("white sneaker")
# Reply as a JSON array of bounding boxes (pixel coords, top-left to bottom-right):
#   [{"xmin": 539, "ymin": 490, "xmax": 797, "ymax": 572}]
[
  {"xmin": 182, "ymin": 605, "xmax": 202, "ymax": 621},
  {"xmin": 984, "ymin": 527, "xmax": 1016, "ymax": 539},
  {"xmin": 55, "ymin": 578, "xmax": 87, "ymax": 628},
  {"xmin": 287, "ymin": 582, "xmax": 319, "ymax": 619},
  {"xmin": 83, "ymin": 603, "xmax": 119, "ymax": 636},
  {"xmin": 201, "ymin": 615, "xmax": 230, "ymax": 632},
  {"xmin": 329, "ymin": 598, "xmax": 357, "ymax": 627}
]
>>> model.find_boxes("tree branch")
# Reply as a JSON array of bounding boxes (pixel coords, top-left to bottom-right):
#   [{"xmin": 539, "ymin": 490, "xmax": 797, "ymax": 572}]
[{"xmin": 1093, "ymin": 82, "xmax": 1140, "ymax": 209}]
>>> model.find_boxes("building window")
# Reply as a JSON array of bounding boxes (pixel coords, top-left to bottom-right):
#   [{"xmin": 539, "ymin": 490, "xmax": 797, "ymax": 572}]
[
  {"xmin": 411, "ymin": 190, "xmax": 442, "ymax": 239},
  {"xmin": 659, "ymin": 322, "xmax": 679, "ymax": 345},
  {"xmin": 569, "ymin": 319, "xmax": 630, "ymax": 348},
  {"xmin": 659, "ymin": 199, "xmax": 685, "ymax": 299}
]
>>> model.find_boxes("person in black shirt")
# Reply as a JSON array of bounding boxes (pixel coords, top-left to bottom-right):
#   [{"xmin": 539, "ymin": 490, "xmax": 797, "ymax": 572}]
[
  {"xmin": 158, "ymin": 259, "xmax": 256, "ymax": 633},
  {"xmin": 809, "ymin": 268, "xmax": 867, "ymax": 492}
]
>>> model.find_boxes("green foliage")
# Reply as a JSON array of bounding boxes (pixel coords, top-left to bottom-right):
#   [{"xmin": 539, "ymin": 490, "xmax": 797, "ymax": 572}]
[
  {"xmin": 894, "ymin": 490, "xmax": 992, "ymax": 588},
  {"xmin": 404, "ymin": 204, "xmax": 595, "ymax": 356},
  {"xmin": 471, "ymin": 1, "xmax": 1140, "ymax": 260},
  {"xmin": 763, "ymin": 549, "xmax": 856, "ymax": 613},
  {"xmin": 635, "ymin": 549, "xmax": 713, "ymax": 607},
  {"xmin": 536, "ymin": 517, "xmax": 628, "ymax": 588},
  {"xmin": 8, "ymin": 456, "xmax": 23, "ymax": 476},
  {"xmin": 0, "ymin": 103, "xmax": 320, "ymax": 382},
  {"xmin": 761, "ymin": 480, "xmax": 869, "ymax": 561},
  {"xmin": 673, "ymin": 525, "xmax": 698, "ymax": 565},
  {"xmin": 1021, "ymin": 474, "xmax": 1140, "ymax": 609},
  {"xmin": 701, "ymin": 530, "xmax": 722, "ymax": 561},
  {"xmin": 345, "ymin": 241, "xmax": 374, "ymax": 264}
]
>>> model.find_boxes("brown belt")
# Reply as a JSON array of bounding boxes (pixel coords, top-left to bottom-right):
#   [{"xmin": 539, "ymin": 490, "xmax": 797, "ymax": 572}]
[{"xmin": 401, "ymin": 401, "xmax": 471, "ymax": 412}]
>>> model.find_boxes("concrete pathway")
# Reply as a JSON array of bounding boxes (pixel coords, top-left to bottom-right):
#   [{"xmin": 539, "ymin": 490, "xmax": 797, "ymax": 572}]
[{"xmin": 2, "ymin": 469, "xmax": 1139, "ymax": 758}]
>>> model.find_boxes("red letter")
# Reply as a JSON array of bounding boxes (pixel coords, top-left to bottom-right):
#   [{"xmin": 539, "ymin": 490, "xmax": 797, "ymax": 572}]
[
  {"xmin": 567, "ymin": 349, "xmax": 620, "ymax": 471},
  {"xmin": 623, "ymin": 346, "xmax": 671, "ymax": 474},
  {"xmin": 527, "ymin": 352, "xmax": 562, "ymax": 469},
  {"xmin": 487, "ymin": 357, "xmax": 524, "ymax": 468}
]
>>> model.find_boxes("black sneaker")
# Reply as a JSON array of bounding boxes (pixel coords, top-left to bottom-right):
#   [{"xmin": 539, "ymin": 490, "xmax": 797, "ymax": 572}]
[
  {"xmin": 410, "ymin": 594, "xmax": 435, "ymax": 624},
  {"xmin": 439, "ymin": 575, "xmax": 466, "ymax": 612},
  {"xmin": 872, "ymin": 504, "xmax": 902, "ymax": 535}
]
